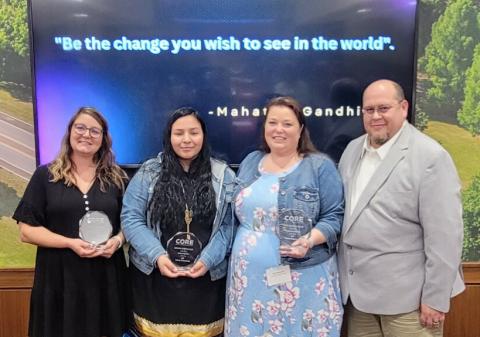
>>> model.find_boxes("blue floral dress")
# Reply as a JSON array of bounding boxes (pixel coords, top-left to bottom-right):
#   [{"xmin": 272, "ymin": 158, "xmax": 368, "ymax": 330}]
[{"xmin": 225, "ymin": 164, "xmax": 343, "ymax": 337}]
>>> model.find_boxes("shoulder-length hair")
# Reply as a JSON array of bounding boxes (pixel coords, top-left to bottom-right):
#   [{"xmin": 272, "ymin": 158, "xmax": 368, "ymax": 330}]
[
  {"xmin": 48, "ymin": 107, "xmax": 127, "ymax": 192},
  {"xmin": 261, "ymin": 96, "xmax": 317, "ymax": 155}
]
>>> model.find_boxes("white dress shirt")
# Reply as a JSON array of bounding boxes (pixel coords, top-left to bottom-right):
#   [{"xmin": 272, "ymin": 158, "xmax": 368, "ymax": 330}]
[{"xmin": 350, "ymin": 121, "xmax": 407, "ymax": 213}]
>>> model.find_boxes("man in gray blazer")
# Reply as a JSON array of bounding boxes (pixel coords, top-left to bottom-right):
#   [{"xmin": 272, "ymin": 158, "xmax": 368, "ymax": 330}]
[{"xmin": 338, "ymin": 79, "xmax": 464, "ymax": 336}]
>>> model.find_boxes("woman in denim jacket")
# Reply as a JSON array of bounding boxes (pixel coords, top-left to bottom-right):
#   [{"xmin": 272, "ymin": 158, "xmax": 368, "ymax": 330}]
[
  {"xmin": 225, "ymin": 97, "xmax": 345, "ymax": 337},
  {"xmin": 121, "ymin": 107, "xmax": 235, "ymax": 337}
]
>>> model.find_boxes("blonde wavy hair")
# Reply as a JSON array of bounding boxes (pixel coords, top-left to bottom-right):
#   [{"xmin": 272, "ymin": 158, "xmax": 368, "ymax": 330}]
[{"xmin": 48, "ymin": 107, "xmax": 127, "ymax": 192}]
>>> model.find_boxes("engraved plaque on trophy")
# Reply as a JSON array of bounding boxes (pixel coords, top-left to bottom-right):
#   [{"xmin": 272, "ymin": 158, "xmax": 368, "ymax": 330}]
[
  {"xmin": 79, "ymin": 211, "xmax": 113, "ymax": 246},
  {"xmin": 166, "ymin": 204, "xmax": 202, "ymax": 269},
  {"xmin": 276, "ymin": 209, "xmax": 311, "ymax": 247},
  {"xmin": 166, "ymin": 231, "xmax": 202, "ymax": 268}
]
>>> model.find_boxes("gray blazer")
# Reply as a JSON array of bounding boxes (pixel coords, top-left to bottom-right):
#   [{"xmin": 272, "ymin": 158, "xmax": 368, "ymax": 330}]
[{"xmin": 338, "ymin": 123, "xmax": 465, "ymax": 315}]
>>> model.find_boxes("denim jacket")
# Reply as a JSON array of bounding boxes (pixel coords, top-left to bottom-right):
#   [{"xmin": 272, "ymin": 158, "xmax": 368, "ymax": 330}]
[
  {"xmin": 235, "ymin": 151, "xmax": 344, "ymax": 269},
  {"xmin": 121, "ymin": 153, "xmax": 235, "ymax": 281}
]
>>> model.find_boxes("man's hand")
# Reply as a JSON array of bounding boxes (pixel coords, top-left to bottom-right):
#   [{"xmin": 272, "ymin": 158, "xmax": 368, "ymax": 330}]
[{"xmin": 420, "ymin": 303, "xmax": 445, "ymax": 329}]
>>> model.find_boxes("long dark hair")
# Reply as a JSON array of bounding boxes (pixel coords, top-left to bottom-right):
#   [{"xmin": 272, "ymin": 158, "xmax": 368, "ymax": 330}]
[
  {"xmin": 148, "ymin": 107, "xmax": 216, "ymax": 232},
  {"xmin": 261, "ymin": 96, "xmax": 317, "ymax": 155}
]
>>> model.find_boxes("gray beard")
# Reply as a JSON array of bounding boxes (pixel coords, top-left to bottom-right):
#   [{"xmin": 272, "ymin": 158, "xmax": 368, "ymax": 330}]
[{"xmin": 372, "ymin": 135, "xmax": 389, "ymax": 147}]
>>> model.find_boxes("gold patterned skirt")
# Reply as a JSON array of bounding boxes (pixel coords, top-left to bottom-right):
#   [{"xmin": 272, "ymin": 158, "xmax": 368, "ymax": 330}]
[{"xmin": 129, "ymin": 264, "xmax": 226, "ymax": 337}]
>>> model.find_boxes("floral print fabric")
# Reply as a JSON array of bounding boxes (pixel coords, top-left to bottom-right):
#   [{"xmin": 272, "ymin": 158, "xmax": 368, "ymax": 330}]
[{"xmin": 225, "ymin": 170, "xmax": 343, "ymax": 337}]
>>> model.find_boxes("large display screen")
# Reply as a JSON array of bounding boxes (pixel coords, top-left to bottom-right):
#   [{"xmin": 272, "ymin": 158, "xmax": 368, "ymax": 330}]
[{"xmin": 29, "ymin": 0, "xmax": 417, "ymax": 165}]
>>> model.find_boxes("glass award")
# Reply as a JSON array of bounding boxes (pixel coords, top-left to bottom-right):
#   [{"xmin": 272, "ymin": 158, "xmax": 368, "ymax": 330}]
[
  {"xmin": 166, "ymin": 232, "xmax": 202, "ymax": 269},
  {"xmin": 276, "ymin": 209, "xmax": 312, "ymax": 247},
  {"xmin": 79, "ymin": 211, "xmax": 113, "ymax": 246},
  {"xmin": 166, "ymin": 205, "xmax": 202, "ymax": 269}
]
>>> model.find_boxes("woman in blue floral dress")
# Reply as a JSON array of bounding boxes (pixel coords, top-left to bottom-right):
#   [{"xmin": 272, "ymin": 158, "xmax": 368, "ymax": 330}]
[{"xmin": 225, "ymin": 96, "xmax": 344, "ymax": 337}]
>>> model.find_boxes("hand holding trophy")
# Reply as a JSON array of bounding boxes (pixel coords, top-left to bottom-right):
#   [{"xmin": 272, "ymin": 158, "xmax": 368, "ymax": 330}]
[
  {"xmin": 265, "ymin": 209, "xmax": 313, "ymax": 287},
  {"xmin": 166, "ymin": 204, "xmax": 202, "ymax": 270},
  {"xmin": 276, "ymin": 209, "xmax": 312, "ymax": 259},
  {"xmin": 79, "ymin": 211, "xmax": 113, "ymax": 247}
]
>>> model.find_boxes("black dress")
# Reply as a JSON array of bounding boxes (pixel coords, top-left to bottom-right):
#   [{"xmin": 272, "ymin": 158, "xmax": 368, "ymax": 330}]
[{"xmin": 13, "ymin": 165, "xmax": 130, "ymax": 337}]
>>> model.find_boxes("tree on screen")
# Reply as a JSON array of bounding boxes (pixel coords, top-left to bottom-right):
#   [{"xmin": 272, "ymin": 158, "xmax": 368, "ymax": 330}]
[
  {"xmin": 462, "ymin": 174, "xmax": 480, "ymax": 261},
  {"xmin": 422, "ymin": 0, "xmax": 479, "ymax": 113},
  {"xmin": 0, "ymin": 0, "xmax": 29, "ymax": 84},
  {"xmin": 417, "ymin": 0, "xmax": 449, "ymax": 58},
  {"xmin": 459, "ymin": 43, "xmax": 480, "ymax": 135},
  {"xmin": 0, "ymin": 0, "xmax": 28, "ymax": 57}
]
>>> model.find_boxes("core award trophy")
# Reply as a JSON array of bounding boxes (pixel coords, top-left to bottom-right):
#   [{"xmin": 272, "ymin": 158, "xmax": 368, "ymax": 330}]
[
  {"xmin": 166, "ymin": 205, "xmax": 202, "ymax": 269},
  {"xmin": 276, "ymin": 209, "xmax": 312, "ymax": 248},
  {"xmin": 265, "ymin": 209, "xmax": 312, "ymax": 287},
  {"xmin": 79, "ymin": 211, "xmax": 113, "ymax": 246}
]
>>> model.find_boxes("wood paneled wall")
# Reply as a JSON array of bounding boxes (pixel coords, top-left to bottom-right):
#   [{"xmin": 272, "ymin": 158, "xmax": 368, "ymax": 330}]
[
  {"xmin": 0, "ymin": 264, "xmax": 479, "ymax": 337},
  {"xmin": 444, "ymin": 263, "xmax": 480, "ymax": 337},
  {"xmin": 0, "ymin": 269, "xmax": 33, "ymax": 337}
]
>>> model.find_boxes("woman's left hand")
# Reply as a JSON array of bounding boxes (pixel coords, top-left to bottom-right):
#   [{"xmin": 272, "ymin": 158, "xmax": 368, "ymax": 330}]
[
  {"xmin": 185, "ymin": 260, "xmax": 208, "ymax": 278},
  {"xmin": 99, "ymin": 236, "xmax": 122, "ymax": 258},
  {"xmin": 279, "ymin": 236, "xmax": 310, "ymax": 259}
]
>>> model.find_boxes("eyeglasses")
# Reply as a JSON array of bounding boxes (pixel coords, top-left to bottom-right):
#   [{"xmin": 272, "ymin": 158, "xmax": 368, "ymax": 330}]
[
  {"xmin": 73, "ymin": 123, "xmax": 103, "ymax": 138},
  {"xmin": 362, "ymin": 101, "xmax": 403, "ymax": 115}
]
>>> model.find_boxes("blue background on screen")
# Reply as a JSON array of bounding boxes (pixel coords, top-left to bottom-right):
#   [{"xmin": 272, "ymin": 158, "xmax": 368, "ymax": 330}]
[{"xmin": 30, "ymin": 0, "xmax": 417, "ymax": 165}]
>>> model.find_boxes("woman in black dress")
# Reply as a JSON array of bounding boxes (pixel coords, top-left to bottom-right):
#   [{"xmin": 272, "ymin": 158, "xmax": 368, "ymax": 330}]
[{"xmin": 13, "ymin": 107, "xmax": 130, "ymax": 337}]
